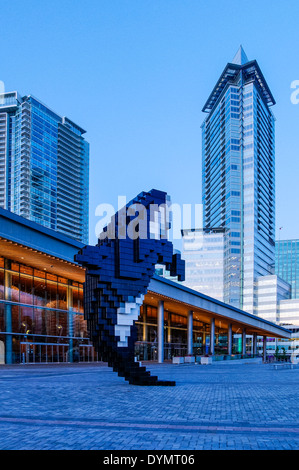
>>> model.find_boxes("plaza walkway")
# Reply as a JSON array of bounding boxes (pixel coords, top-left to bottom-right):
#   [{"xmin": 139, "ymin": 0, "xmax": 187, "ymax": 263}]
[{"xmin": 0, "ymin": 361, "xmax": 298, "ymax": 450}]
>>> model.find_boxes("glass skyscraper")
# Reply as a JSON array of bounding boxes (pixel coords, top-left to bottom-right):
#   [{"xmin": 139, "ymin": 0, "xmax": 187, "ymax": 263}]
[
  {"xmin": 0, "ymin": 92, "xmax": 89, "ymax": 244},
  {"xmin": 275, "ymin": 241, "xmax": 299, "ymax": 357},
  {"xmin": 184, "ymin": 47, "xmax": 276, "ymax": 315},
  {"xmin": 276, "ymin": 239, "xmax": 299, "ymax": 299},
  {"xmin": 181, "ymin": 228, "xmax": 225, "ymax": 302}
]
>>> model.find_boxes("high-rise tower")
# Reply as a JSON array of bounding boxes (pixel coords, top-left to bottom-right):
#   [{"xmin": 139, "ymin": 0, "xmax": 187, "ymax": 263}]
[
  {"xmin": 184, "ymin": 47, "xmax": 276, "ymax": 314},
  {"xmin": 0, "ymin": 92, "xmax": 89, "ymax": 243},
  {"xmin": 276, "ymin": 239, "xmax": 299, "ymax": 299}
]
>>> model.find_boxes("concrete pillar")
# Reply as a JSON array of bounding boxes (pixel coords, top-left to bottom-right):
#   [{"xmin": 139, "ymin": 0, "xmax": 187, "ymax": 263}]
[
  {"xmin": 210, "ymin": 318, "xmax": 215, "ymax": 355},
  {"xmin": 167, "ymin": 313, "xmax": 171, "ymax": 344},
  {"xmin": 67, "ymin": 281, "xmax": 73, "ymax": 363},
  {"xmin": 187, "ymin": 310, "xmax": 193, "ymax": 355},
  {"xmin": 142, "ymin": 305, "xmax": 148, "ymax": 342},
  {"xmin": 157, "ymin": 300, "xmax": 164, "ymax": 363},
  {"xmin": 263, "ymin": 336, "xmax": 267, "ymax": 362},
  {"xmin": 228, "ymin": 323, "xmax": 233, "ymax": 356},
  {"xmin": 142, "ymin": 306, "xmax": 148, "ymax": 360},
  {"xmin": 4, "ymin": 260, "xmax": 12, "ymax": 365},
  {"xmin": 5, "ymin": 304, "xmax": 12, "ymax": 364},
  {"xmin": 253, "ymin": 333, "xmax": 257, "ymax": 356},
  {"xmin": 203, "ymin": 326, "xmax": 207, "ymax": 354},
  {"xmin": 242, "ymin": 328, "xmax": 246, "ymax": 356}
]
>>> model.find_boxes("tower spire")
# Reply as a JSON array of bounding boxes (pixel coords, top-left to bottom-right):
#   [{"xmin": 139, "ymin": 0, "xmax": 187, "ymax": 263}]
[{"xmin": 231, "ymin": 45, "xmax": 249, "ymax": 65}]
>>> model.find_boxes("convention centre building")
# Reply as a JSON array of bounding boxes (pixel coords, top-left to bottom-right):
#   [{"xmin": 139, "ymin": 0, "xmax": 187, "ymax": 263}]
[{"xmin": 0, "ymin": 207, "xmax": 291, "ymax": 365}]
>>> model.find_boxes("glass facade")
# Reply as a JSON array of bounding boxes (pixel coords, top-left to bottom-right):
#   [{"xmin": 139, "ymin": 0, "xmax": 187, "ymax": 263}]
[
  {"xmin": 29, "ymin": 97, "xmax": 59, "ymax": 228},
  {"xmin": 256, "ymin": 275, "xmax": 291, "ymax": 323},
  {"xmin": 182, "ymin": 228, "xmax": 225, "ymax": 301},
  {"xmin": 0, "ymin": 255, "xmax": 96, "ymax": 364},
  {"xmin": 0, "ymin": 92, "xmax": 89, "ymax": 243},
  {"xmin": 279, "ymin": 299, "xmax": 299, "ymax": 325},
  {"xmin": 274, "ymin": 302, "xmax": 299, "ymax": 360},
  {"xmin": 276, "ymin": 239, "xmax": 299, "ymax": 299},
  {"xmin": 273, "ymin": 240, "xmax": 299, "ymax": 356},
  {"xmin": 200, "ymin": 47, "xmax": 276, "ymax": 314},
  {"xmin": 134, "ymin": 303, "xmax": 249, "ymax": 361}
]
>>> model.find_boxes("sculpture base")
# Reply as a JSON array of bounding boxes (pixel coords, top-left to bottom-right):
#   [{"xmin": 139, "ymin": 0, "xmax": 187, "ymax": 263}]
[{"xmin": 109, "ymin": 353, "xmax": 176, "ymax": 386}]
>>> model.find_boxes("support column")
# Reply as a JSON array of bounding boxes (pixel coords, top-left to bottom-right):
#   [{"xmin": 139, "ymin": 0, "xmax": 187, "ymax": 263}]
[
  {"xmin": 167, "ymin": 316, "xmax": 171, "ymax": 344},
  {"xmin": 203, "ymin": 325, "xmax": 207, "ymax": 355},
  {"xmin": 253, "ymin": 333, "xmax": 257, "ymax": 356},
  {"xmin": 67, "ymin": 281, "xmax": 73, "ymax": 363},
  {"xmin": 157, "ymin": 300, "xmax": 164, "ymax": 363},
  {"xmin": 242, "ymin": 328, "xmax": 246, "ymax": 356},
  {"xmin": 4, "ymin": 259, "xmax": 12, "ymax": 365},
  {"xmin": 263, "ymin": 336, "xmax": 267, "ymax": 363},
  {"xmin": 187, "ymin": 310, "xmax": 193, "ymax": 356},
  {"xmin": 210, "ymin": 318, "xmax": 215, "ymax": 355},
  {"xmin": 142, "ymin": 305, "xmax": 148, "ymax": 342},
  {"xmin": 142, "ymin": 305, "xmax": 148, "ymax": 360},
  {"xmin": 228, "ymin": 323, "xmax": 233, "ymax": 356}
]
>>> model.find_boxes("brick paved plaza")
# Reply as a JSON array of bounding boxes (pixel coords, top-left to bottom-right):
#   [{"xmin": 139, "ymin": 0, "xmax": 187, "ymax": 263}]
[{"xmin": 0, "ymin": 361, "xmax": 298, "ymax": 450}]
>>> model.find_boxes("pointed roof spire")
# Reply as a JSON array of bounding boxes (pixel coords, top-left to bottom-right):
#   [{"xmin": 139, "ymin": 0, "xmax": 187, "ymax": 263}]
[{"xmin": 231, "ymin": 45, "xmax": 249, "ymax": 65}]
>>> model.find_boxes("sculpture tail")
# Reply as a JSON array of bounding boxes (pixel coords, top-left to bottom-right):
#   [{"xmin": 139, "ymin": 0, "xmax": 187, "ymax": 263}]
[{"xmin": 108, "ymin": 350, "xmax": 176, "ymax": 386}]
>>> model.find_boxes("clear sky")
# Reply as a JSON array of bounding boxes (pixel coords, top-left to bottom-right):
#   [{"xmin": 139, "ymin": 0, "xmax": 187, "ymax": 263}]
[{"xmin": 1, "ymin": 0, "xmax": 299, "ymax": 247}]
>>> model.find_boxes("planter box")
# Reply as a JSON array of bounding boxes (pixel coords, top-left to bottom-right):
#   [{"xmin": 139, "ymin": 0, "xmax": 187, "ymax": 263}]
[
  {"xmin": 214, "ymin": 355, "xmax": 224, "ymax": 361},
  {"xmin": 172, "ymin": 356, "xmax": 184, "ymax": 364},
  {"xmin": 184, "ymin": 356, "xmax": 195, "ymax": 363},
  {"xmin": 200, "ymin": 357, "xmax": 212, "ymax": 365}
]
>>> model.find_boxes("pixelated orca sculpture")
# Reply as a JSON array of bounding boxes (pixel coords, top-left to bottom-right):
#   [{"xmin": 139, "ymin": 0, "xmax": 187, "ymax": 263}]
[{"xmin": 75, "ymin": 189, "xmax": 185, "ymax": 386}]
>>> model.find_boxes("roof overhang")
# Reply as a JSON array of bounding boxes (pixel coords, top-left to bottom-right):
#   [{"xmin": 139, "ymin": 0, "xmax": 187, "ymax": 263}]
[
  {"xmin": 0, "ymin": 208, "xmax": 85, "ymax": 282},
  {"xmin": 0, "ymin": 237, "xmax": 85, "ymax": 283},
  {"xmin": 147, "ymin": 276, "xmax": 291, "ymax": 339}
]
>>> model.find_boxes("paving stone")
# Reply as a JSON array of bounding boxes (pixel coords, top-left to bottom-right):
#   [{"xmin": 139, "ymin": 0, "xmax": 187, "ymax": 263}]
[{"xmin": 0, "ymin": 362, "xmax": 298, "ymax": 450}]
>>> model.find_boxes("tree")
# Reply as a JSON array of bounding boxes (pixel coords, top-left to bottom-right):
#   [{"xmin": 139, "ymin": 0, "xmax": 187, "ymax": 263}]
[{"xmin": 274, "ymin": 347, "xmax": 280, "ymax": 361}]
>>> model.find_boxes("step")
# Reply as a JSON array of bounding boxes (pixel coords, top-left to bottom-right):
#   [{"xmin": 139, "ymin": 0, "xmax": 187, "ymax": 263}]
[
  {"xmin": 156, "ymin": 380, "xmax": 176, "ymax": 386},
  {"xmin": 128, "ymin": 376, "xmax": 159, "ymax": 385}
]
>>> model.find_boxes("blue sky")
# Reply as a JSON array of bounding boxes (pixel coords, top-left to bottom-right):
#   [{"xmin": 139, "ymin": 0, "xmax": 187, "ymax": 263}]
[{"xmin": 1, "ymin": 0, "xmax": 299, "ymax": 247}]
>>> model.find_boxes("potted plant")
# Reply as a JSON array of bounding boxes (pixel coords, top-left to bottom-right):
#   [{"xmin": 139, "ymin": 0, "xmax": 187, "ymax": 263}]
[
  {"xmin": 184, "ymin": 355, "xmax": 195, "ymax": 363},
  {"xmin": 200, "ymin": 354, "xmax": 212, "ymax": 365},
  {"xmin": 274, "ymin": 346, "xmax": 280, "ymax": 362}
]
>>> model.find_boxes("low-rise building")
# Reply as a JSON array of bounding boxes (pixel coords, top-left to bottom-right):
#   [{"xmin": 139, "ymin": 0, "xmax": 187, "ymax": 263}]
[{"xmin": 0, "ymin": 207, "xmax": 291, "ymax": 365}]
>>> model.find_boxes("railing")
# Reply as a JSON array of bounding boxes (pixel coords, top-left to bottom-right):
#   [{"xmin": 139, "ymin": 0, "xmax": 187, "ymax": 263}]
[
  {"xmin": 135, "ymin": 341, "xmax": 263, "ymax": 362},
  {"xmin": 135, "ymin": 341, "xmax": 188, "ymax": 361},
  {"xmin": 212, "ymin": 353, "xmax": 261, "ymax": 361}
]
